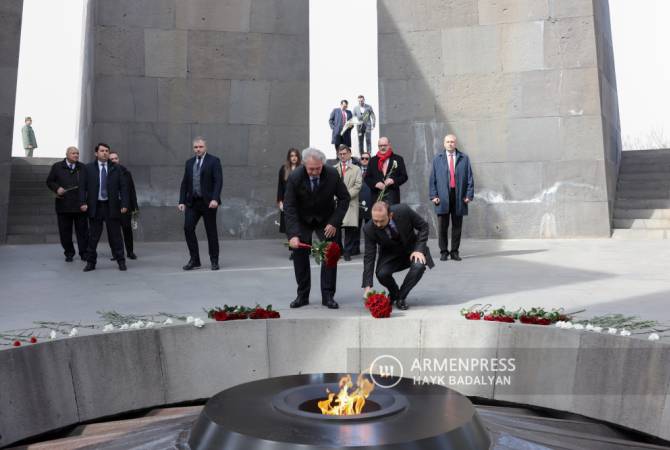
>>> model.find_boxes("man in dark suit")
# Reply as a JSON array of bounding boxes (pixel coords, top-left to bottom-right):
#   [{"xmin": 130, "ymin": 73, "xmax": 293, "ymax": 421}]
[
  {"xmin": 352, "ymin": 150, "xmax": 373, "ymax": 255},
  {"xmin": 79, "ymin": 143, "xmax": 129, "ymax": 271},
  {"xmin": 46, "ymin": 146, "xmax": 88, "ymax": 261},
  {"xmin": 284, "ymin": 148, "xmax": 350, "ymax": 309},
  {"xmin": 178, "ymin": 137, "xmax": 223, "ymax": 271},
  {"xmin": 109, "ymin": 152, "xmax": 138, "ymax": 260},
  {"xmin": 429, "ymin": 134, "xmax": 475, "ymax": 261},
  {"xmin": 328, "ymin": 100, "xmax": 353, "ymax": 152},
  {"xmin": 362, "ymin": 202, "xmax": 434, "ymax": 310},
  {"xmin": 365, "ymin": 137, "xmax": 408, "ymax": 205}
]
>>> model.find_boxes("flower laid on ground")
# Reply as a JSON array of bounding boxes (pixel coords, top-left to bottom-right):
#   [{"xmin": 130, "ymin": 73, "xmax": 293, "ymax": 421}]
[
  {"xmin": 364, "ymin": 290, "xmax": 392, "ymax": 318},
  {"xmin": 291, "ymin": 240, "xmax": 342, "ymax": 268},
  {"xmin": 608, "ymin": 328, "xmax": 618, "ymax": 334},
  {"xmin": 120, "ymin": 324, "xmax": 129, "ymax": 330},
  {"xmin": 206, "ymin": 305, "xmax": 280, "ymax": 321},
  {"xmin": 145, "ymin": 321, "xmax": 155, "ymax": 328},
  {"xmin": 620, "ymin": 329, "xmax": 631, "ymax": 336},
  {"xmin": 193, "ymin": 318, "xmax": 205, "ymax": 328},
  {"xmin": 30, "ymin": 336, "xmax": 37, "ymax": 343},
  {"xmin": 49, "ymin": 330, "xmax": 57, "ymax": 339},
  {"xmin": 461, "ymin": 305, "xmax": 576, "ymax": 325},
  {"xmin": 69, "ymin": 328, "xmax": 78, "ymax": 337},
  {"xmin": 573, "ymin": 324, "xmax": 585, "ymax": 330},
  {"xmin": 649, "ymin": 333, "xmax": 660, "ymax": 341},
  {"xmin": 186, "ymin": 316, "xmax": 195, "ymax": 324},
  {"xmin": 129, "ymin": 320, "xmax": 145, "ymax": 329},
  {"xmin": 484, "ymin": 307, "xmax": 516, "ymax": 323},
  {"xmin": 163, "ymin": 318, "xmax": 174, "ymax": 325},
  {"xmin": 103, "ymin": 324, "xmax": 114, "ymax": 332}
]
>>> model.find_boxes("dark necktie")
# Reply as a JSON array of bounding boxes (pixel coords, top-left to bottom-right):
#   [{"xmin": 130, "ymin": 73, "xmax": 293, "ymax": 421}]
[
  {"xmin": 196, "ymin": 156, "xmax": 203, "ymax": 172},
  {"xmin": 100, "ymin": 164, "xmax": 108, "ymax": 199},
  {"xmin": 311, "ymin": 177, "xmax": 319, "ymax": 192}
]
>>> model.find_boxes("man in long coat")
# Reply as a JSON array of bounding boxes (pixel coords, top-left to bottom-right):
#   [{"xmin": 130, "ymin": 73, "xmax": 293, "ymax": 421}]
[
  {"xmin": 428, "ymin": 134, "xmax": 475, "ymax": 261},
  {"xmin": 328, "ymin": 100, "xmax": 353, "ymax": 152},
  {"xmin": 335, "ymin": 145, "xmax": 362, "ymax": 261}
]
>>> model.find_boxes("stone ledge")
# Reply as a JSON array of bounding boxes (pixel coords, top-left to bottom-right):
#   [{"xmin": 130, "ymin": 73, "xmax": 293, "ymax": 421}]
[{"xmin": 0, "ymin": 318, "xmax": 668, "ymax": 446}]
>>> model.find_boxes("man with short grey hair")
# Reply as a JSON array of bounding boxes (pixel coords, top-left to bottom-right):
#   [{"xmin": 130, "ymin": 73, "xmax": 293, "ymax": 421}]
[
  {"xmin": 353, "ymin": 95, "xmax": 376, "ymax": 153},
  {"xmin": 284, "ymin": 147, "xmax": 350, "ymax": 309}
]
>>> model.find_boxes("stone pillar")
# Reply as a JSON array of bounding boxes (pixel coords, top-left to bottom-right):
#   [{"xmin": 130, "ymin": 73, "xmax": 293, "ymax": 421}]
[
  {"xmin": 0, "ymin": 1, "xmax": 24, "ymax": 243},
  {"xmin": 377, "ymin": 0, "xmax": 621, "ymax": 238},
  {"xmin": 92, "ymin": 0, "xmax": 309, "ymax": 240}
]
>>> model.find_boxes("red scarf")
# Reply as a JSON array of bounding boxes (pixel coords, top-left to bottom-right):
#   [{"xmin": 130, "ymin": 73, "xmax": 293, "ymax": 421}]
[{"xmin": 377, "ymin": 148, "xmax": 394, "ymax": 172}]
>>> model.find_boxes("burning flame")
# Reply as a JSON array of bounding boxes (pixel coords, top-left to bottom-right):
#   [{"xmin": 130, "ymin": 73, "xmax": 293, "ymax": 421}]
[{"xmin": 318, "ymin": 374, "xmax": 375, "ymax": 416}]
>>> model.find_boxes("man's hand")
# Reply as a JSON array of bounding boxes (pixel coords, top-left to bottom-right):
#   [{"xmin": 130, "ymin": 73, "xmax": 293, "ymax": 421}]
[
  {"xmin": 177, "ymin": 204, "xmax": 185, "ymax": 212},
  {"xmin": 278, "ymin": 201, "xmax": 283, "ymax": 211},
  {"xmin": 375, "ymin": 182, "xmax": 385, "ymax": 190},
  {"xmin": 80, "ymin": 204, "xmax": 87, "ymax": 212},
  {"xmin": 27, "ymin": 145, "xmax": 33, "ymax": 149},
  {"xmin": 56, "ymin": 187, "xmax": 65, "ymax": 196},
  {"xmin": 324, "ymin": 224, "xmax": 337, "ymax": 238},
  {"xmin": 289, "ymin": 237, "xmax": 300, "ymax": 249},
  {"xmin": 410, "ymin": 251, "xmax": 426, "ymax": 264},
  {"xmin": 431, "ymin": 197, "xmax": 440, "ymax": 205},
  {"xmin": 363, "ymin": 286, "xmax": 371, "ymax": 297},
  {"xmin": 120, "ymin": 207, "xmax": 128, "ymax": 214},
  {"xmin": 209, "ymin": 200, "xmax": 219, "ymax": 209},
  {"xmin": 464, "ymin": 198, "xmax": 471, "ymax": 204},
  {"xmin": 384, "ymin": 178, "xmax": 394, "ymax": 186}
]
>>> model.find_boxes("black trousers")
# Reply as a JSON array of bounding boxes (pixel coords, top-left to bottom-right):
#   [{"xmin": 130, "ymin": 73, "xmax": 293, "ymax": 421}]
[
  {"xmin": 57, "ymin": 212, "xmax": 88, "ymax": 258},
  {"xmin": 86, "ymin": 201, "xmax": 125, "ymax": 264},
  {"xmin": 376, "ymin": 252, "xmax": 426, "ymax": 301},
  {"xmin": 353, "ymin": 214, "xmax": 369, "ymax": 255},
  {"xmin": 438, "ymin": 188, "xmax": 463, "ymax": 255},
  {"xmin": 340, "ymin": 226, "xmax": 358, "ymax": 256},
  {"xmin": 292, "ymin": 222, "xmax": 341, "ymax": 301},
  {"xmin": 184, "ymin": 198, "xmax": 219, "ymax": 262},
  {"xmin": 118, "ymin": 212, "xmax": 134, "ymax": 254}
]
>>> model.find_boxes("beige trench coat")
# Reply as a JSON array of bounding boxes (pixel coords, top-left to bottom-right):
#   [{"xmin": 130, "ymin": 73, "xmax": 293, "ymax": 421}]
[{"xmin": 335, "ymin": 162, "xmax": 362, "ymax": 227}]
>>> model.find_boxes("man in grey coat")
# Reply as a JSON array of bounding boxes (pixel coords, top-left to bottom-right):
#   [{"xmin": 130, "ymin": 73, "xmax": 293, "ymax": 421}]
[
  {"xmin": 21, "ymin": 117, "xmax": 38, "ymax": 157},
  {"xmin": 353, "ymin": 95, "xmax": 376, "ymax": 153},
  {"xmin": 429, "ymin": 134, "xmax": 474, "ymax": 261}
]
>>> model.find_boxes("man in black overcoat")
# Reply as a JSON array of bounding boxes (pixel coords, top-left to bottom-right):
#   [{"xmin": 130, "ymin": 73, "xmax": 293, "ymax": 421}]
[{"xmin": 109, "ymin": 151, "xmax": 139, "ymax": 260}]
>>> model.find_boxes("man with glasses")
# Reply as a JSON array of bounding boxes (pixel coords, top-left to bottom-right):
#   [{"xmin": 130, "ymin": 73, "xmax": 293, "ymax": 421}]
[
  {"xmin": 353, "ymin": 151, "xmax": 373, "ymax": 255},
  {"xmin": 365, "ymin": 137, "xmax": 408, "ymax": 205},
  {"xmin": 178, "ymin": 137, "xmax": 223, "ymax": 271}
]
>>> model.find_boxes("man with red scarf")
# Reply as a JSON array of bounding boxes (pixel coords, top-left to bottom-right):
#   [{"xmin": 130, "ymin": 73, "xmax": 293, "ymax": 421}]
[{"xmin": 364, "ymin": 137, "xmax": 408, "ymax": 205}]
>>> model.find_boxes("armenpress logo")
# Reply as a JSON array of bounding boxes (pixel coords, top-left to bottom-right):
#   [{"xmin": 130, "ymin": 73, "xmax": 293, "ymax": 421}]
[{"xmin": 368, "ymin": 354, "xmax": 404, "ymax": 388}]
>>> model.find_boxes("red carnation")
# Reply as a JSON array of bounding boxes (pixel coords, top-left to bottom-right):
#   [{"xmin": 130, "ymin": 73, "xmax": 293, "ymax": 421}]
[
  {"xmin": 324, "ymin": 242, "xmax": 341, "ymax": 268},
  {"xmin": 30, "ymin": 336, "xmax": 37, "ymax": 344},
  {"xmin": 212, "ymin": 311, "xmax": 228, "ymax": 321},
  {"xmin": 13, "ymin": 340, "xmax": 21, "ymax": 347},
  {"xmin": 365, "ymin": 291, "xmax": 393, "ymax": 318}
]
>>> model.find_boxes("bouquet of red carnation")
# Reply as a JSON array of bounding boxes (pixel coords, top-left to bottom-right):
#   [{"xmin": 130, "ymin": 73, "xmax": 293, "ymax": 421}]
[
  {"xmin": 483, "ymin": 307, "xmax": 515, "ymax": 323},
  {"xmin": 364, "ymin": 290, "xmax": 393, "ymax": 318},
  {"xmin": 206, "ymin": 304, "xmax": 280, "ymax": 321},
  {"xmin": 294, "ymin": 240, "xmax": 342, "ymax": 268},
  {"xmin": 517, "ymin": 307, "xmax": 571, "ymax": 325},
  {"xmin": 460, "ymin": 304, "xmax": 491, "ymax": 321},
  {"xmin": 249, "ymin": 305, "xmax": 280, "ymax": 320}
]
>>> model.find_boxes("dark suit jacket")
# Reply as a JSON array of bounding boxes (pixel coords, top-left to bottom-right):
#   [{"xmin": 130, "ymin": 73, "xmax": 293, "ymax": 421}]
[
  {"xmin": 354, "ymin": 162, "xmax": 373, "ymax": 221},
  {"xmin": 429, "ymin": 149, "xmax": 475, "ymax": 216},
  {"xmin": 365, "ymin": 153, "xmax": 408, "ymax": 205},
  {"xmin": 179, "ymin": 153, "xmax": 223, "ymax": 207},
  {"xmin": 283, "ymin": 165, "xmax": 350, "ymax": 239},
  {"xmin": 329, "ymin": 108, "xmax": 353, "ymax": 144},
  {"xmin": 362, "ymin": 204, "xmax": 434, "ymax": 288},
  {"xmin": 79, "ymin": 161, "xmax": 129, "ymax": 219},
  {"xmin": 46, "ymin": 159, "xmax": 85, "ymax": 213},
  {"xmin": 118, "ymin": 164, "xmax": 139, "ymax": 212}
]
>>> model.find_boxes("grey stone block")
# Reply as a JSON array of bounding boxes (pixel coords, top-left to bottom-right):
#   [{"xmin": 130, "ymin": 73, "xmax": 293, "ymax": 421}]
[
  {"xmin": 378, "ymin": 0, "xmax": 478, "ymax": 33},
  {"xmin": 249, "ymin": 0, "xmax": 309, "ymax": 34},
  {"xmin": 96, "ymin": 0, "xmax": 176, "ymax": 29},
  {"xmin": 247, "ymin": 125, "xmax": 308, "ymax": 167},
  {"xmin": 229, "ymin": 80, "xmax": 270, "ymax": 125},
  {"xmin": 360, "ymin": 318, "xmax": 421, "ymax": 385},
  {"xmin": 92, "ymin": 122, "xmax": 130, "ymax": 153},
  {"xmin": 259, "ymin": 33, "xmax": 309, "ymax": 81},
  {"xmin": 143, "ymin": 165, "xmax": 183, "ymax": 205},
  {"xmin": 441, "ymin": 26, "xmax": 501, "ymax": 75},
  {"xmin": 478, "ymin": 0, "xmax": 549, "ymax": 25},
  {"xmin": 135, "ymin": 205, "xmax": 184, "ymax": 240},
  {"xmin": 126, "ymin": 122, "xmax": 192, "ymax": 166},
  {"xmin": 548, "ymin": 0, "xmax": 594, "ymax": 19},
  {"xmin": 160, "ymin": 321, "xmax": 269, "ymax": 403},
  {"xmin": 473, "ymin": 161, "xmax": 544, "ymax": 201},
  {"xmin": 501, "ymin": 21, "xmax": 545, "ymax": 72},
  {"xmin": 95, "ymin": 26, "xmax": 145, "ymax": 76},
  {"xmin": 379, "ymin": 31, "xmax": 443, "ymax": 80},
  {"xmin": 516, "ymin": 70, "xmax": 560, "ymax": 117},
  {"xmin": 559, "ymin": 67, "xmax": 601, "ymax": 116},
  {"xmin": 68, "ymin": 330, "xmax": 165, "ymax": 421},
  {"xmin": 157, "ymin": 78, "xmax": 230, "ymax": 123},
  {"xmin": 0, "ymin": 340, "xmax": 77, "ymax": 448},
  {"xmin": 0, "ymin": 1, "xmax": 22, "ymax": 68},
  {"xmin": 506, "ymin": 117, "xmax": 561, "ymax": 161},
  {"xmin": 94, "ymin": 76, "xmax": 158, "ymax": 123},
  {"xmin": 191, "ymin": 124, "xmax": 249, "ymax": 166},
  {"xmin": 176, "ymin": 0, "xmax": 251, "ymax": 32},
  {"xmin": 145, "ymin": 29, "xmax": 187, "ymax": 78},
  {"xmin": 379, "ymin": 79, "xmax": 435, "ymax": 124},
  {"xmin": 437, "ymin": 73, "xmax": 520, "ymax": 120},
  {"xmin": 0, "ymin": 68, "xmax": 17, "ymax": 116},
  {"xmin": 544, "ymin": 16, "xmax": 598, "ymax": 69},
  {"xmin": 267, "ymin": 319, "xmax": 360, "ymax": 376},
  {"xmin": 554, "ymin": 200, "xmax": 611, "ymax": 236},
  {"xmin": 559, "ymin": 115, "xmax": 605, "ymax": 161},
  {"xmin": 187, "ymin": 30, "xmax": 258, "ymax": 80},
  {"xmin": 268, "ymin": 81, "xmax": 309, "ymax": 126},
  {"xmin": 542, "ymin": 159, "xmax": 607, "ymax": 203}
]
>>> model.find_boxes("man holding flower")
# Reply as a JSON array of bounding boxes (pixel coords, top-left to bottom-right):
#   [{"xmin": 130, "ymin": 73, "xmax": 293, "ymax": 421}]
[{"xmin": 365, "ymin": 137, "xmax": 408, "ymax": 204}]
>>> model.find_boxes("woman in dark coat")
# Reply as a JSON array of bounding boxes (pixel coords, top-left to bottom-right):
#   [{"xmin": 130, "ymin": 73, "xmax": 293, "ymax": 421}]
[{"xmin": 277, "ymin": 148, "xmax": 301, "ymax": 235}]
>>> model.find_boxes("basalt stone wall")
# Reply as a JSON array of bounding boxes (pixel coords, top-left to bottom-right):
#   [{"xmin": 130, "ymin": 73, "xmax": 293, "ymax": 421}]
[
  {"xmin": 92, "ymin": 0, "xmax": 309, "ymax": 240},
  {"xmin": 0, "ymin": 1, "xmax": 23, "ymax": 243},
  {"xmin": 378, "ymin": 0, "xmax": 621, "ymax": 238}
]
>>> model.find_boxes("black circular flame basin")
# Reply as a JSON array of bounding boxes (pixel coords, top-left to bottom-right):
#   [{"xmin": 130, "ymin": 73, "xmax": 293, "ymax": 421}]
[{"xmin": 189, "ymin": 373, "xmax": 491, "ymax": 449}]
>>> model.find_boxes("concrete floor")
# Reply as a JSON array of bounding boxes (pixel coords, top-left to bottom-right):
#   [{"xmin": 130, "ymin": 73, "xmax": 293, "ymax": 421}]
[{"xmin": 1, "ymin": 238, "xmax": 669, "ymax": 332}]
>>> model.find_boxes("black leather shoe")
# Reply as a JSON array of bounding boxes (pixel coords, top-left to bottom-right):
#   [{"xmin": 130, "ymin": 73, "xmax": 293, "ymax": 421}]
[
  {"xmin": 83, "ymin": 263, "xmax": 96, "ymax": 272},
  {"xmin": 118, "ymin": 262, "xmax": 127, "ymax": 271},
  {"xmin": 290, "ymin": 297, "xmax": 309, "ymax": 308},
  {"xmin": 440, "ymin": 253, "xmax": 448, "ymax": 261},
  {"xmin": 322, "ymin": 297, "xmax": 339, "ymax": 309},
  {"xmin": 65, "ymin": 256, "xmax": 74, "ymax": 262},
  {"xmin": 396, "ymin": 298, "xmax": 409, "ymax": 310},
  {"xmin": 110, "ymin": 256, "xmax": 117, "ymax": 261},
  {"xmin": 450, "ymin": 251, "xmax": 462, "ymax": 261},
  {"xmin": 183, "ymin": 260, "xmax": 201, "ymax": 271},
  {"xmin": 211, "ymin": 262, "xmax": 220, "ymax": 271},
  {"xmin": 127, "ymin": 253, "xmax": 137, "ymax": 260},
  {"xmin": 343, "ymin": 254, "xmax": 351, "ymax": 261}
]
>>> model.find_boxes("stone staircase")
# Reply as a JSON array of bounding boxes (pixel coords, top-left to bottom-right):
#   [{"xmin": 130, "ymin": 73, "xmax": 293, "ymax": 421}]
[
  {"xmin": 612, "ymin": 149, "xmax": 670, "ymax": 239},
  {"xmin": 6, "ymin": 157, "xmax": 62, "ymax": 244}
]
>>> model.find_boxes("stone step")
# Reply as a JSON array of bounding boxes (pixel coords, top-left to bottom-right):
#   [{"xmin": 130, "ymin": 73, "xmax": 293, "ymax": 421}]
[
  {"xmin": 615, "ymin": 189, "xmax": 670, "ymax": 200},
  {"xmin": 619, "ymin": 163, "xmax": 670, "ymax": 173},
  {"xmin": 10, "ymin": 180, "xmax": 52, "ymax": 188},
  {"xmin": 621, "ymin": 149, "xmax": 670, "ymax": 160},
  {"xmin": 618, "ymin": 172, "xmax": 669, "ymax": 181},
  {"xmin": 9, "ymin": 198, "xmax": 55, "ymax": 208},
  {"xmin": 8, "ymin": 214, "xmax": 58, "ymax": 226},
  {"xmin": 617, "ymin": 180, "xmax": 670, "ymax": 191},
  {"xmin": 10, "ymin": 204, "xmax": 55, "ymax": 215},
  {"xmin": 615, "ymin": 199, "xmax": 670, "ymax": 209},
  {"xmin": 611, "ymin": 228, "xmax": 669, "ymax": 239},
  {"xmin": 613, "ymin": 208, "xmax": 670, "ymax": 220},
  {"xmin": 7, "ymin": 223, "xmax": 59, "ymax": 235},
  {"xmin": 5, "ymin": 234, "xmax": 60, "ymax": 244},
  {"xmin": 612, "ymin": 218, "xmax": 670, "ymax": 229}
]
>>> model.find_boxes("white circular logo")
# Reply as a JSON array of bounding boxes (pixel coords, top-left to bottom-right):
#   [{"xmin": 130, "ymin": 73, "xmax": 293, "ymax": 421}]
[{"xmin": 368, "ymin": 354, "xmax": 403, "ymax": 388}]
